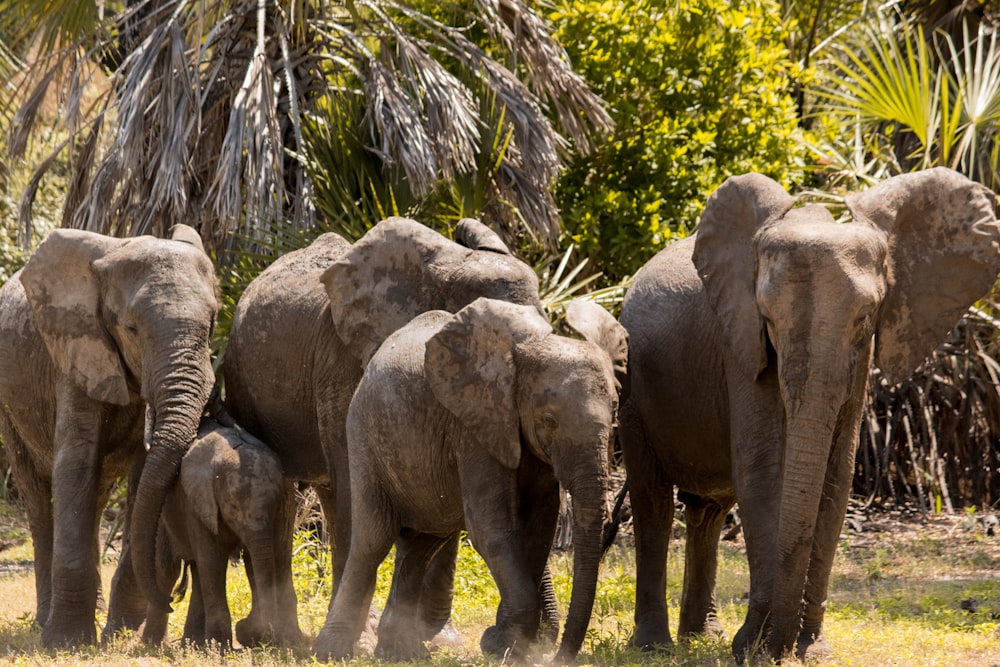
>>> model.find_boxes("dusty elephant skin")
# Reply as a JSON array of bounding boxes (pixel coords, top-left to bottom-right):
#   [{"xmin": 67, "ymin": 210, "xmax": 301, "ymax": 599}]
[
  {"xmin": 618, "ymin": 167, "xmax": 1000, "ymax": 662},
  {"xmin": 222, "ymin": 217, "xmax": 544, "ymax": 655},
  {"xmin": 140, "ymin": 418, "xmax": 303, "ymax": 650},
  {"xmin": 315, "ymin": 298, "xmax": 627, "ymax": 663},
  {"xmin": 0, "ymin": 226, "xmax": 218, "ymax": 648}
]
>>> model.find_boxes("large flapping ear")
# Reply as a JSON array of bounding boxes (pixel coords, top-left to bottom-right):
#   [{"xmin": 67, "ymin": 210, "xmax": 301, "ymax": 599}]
[
  {"xmin": 692, "ymin": 173, "xmax": 796, "ymax": 380},
  {"xmin": 322, "ymin": 217, "xmax": 448, "ymax": 365},
  {"xmin": 564, "ymin": 299, "xmax": 628, "ymax": 392},
  {"xmin": 846, "ymin": 167, "xmax": 1000, "ymax": 383},
  {"xmin": 425, "ymin": 298, "xmax": 552, "ymax": 470},
  {"xmin": 169, "ymin": 224, "xmax": 205, "ymax": 252},
  {"xmin": 19, "ymin": 229, "xmax": 131, "ymax": 405},
  {"xmin": 454, "ymin": 218, "xmax": 511, "ymax": 254}
]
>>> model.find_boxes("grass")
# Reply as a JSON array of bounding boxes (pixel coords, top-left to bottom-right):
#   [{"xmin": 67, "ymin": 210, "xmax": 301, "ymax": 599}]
[{"xmin": 0, "ymin": 503, "xmax": 998, "ymax": 666}]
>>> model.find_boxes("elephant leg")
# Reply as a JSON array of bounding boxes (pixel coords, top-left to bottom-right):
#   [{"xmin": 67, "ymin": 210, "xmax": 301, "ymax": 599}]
[
  {"xmin": 45, "ymin": 402, "xmax": 103, "ymax": 648},
  {"xmin": 195, "ymin": 544, "xmax": 235, "ymax": 651},
  {"xmin": 236, "ymin": 482, "xmax": 303, "ymax": 648},
  {"xmin": 729, "ymin": 379, "xmax": 783, "ymax": 663},
  {"xmin": 182, "ymin": 563, "xmax": 207, "ymax": 646},
  {"xmin": 417, "ymin": 531, "xmax": 459, "ymax": 641},
  {"xmin": 313, "ymin": 489, "xmax": 396, "ymax": 661},
  {"xmin": 104, "ymin": 450, "xmax": 148, "ymax": 641},
  {"xmin": 236, "ymin": 547, "xmax": 259, "ymax": 644},
  {"xmin": 377, "ymin": 531, "xmax": 451, "ymax": 660},
  {"xmin": 314, "ymin": 484, "xmax": 342, "ymax": 604},
  {"xmin": 3, "ymin": 427, "xmax": 54, "ymax": 628},
  {"xmin": 462, "ymin": 468, "xmax": 538, "ymax": 659},
  {"xmin": 517, "ymin": 463, "xmax": 560, "ymax": 644},
  {"xmin": 620, "ymin": 428, "xmax": 674, "ymax": 650},
  {"xmin": 677, "ymin": 492, "xmax": 732, "ymax": 638},
  {"xmin": 273, "ymin": 482, "xmax": 304, "ymax": 645}
]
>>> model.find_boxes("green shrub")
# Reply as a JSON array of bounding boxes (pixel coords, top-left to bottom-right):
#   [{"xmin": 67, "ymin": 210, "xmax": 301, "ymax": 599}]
[{"xmin": 550, "ymin": 0, "xmax": 810, "ymax": 281}]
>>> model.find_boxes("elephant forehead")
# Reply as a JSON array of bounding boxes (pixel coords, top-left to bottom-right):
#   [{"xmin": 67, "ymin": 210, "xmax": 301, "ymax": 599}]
[{"xmin": 757, "ymin": 214, "xmax": 888, "ymax": 274}]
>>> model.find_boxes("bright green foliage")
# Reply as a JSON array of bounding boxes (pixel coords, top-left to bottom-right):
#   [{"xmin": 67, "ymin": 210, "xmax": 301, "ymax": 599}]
[
  {"xmin": 550, "ymin": 0, "xmax": 809, "ymax": 281},
  {"xmin": 0, "ymin": 225, "xmax": 24, "ymax": 288}
]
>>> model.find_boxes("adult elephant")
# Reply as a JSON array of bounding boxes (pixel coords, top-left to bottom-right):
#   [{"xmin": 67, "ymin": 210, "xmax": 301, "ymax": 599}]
[
  {"xmin": 618, "ymin": 168, "xmax": 1000, "ymax": 661},
  {"xmin": 320, "ymin": 298, "xmax": 627, "ymax": 662},
  {"xmin": 222, "ymin": 216, "xmax": 544, "ymax": 649},
  {"xmin": 0, "ymin": 226, "xmax": 218, "ymax": 648}
]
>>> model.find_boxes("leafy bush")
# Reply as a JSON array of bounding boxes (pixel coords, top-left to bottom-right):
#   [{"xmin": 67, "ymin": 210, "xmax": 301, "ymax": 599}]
[{"xmin": 550, "ymin": 0, "xmax": 809, "ymax": 282}]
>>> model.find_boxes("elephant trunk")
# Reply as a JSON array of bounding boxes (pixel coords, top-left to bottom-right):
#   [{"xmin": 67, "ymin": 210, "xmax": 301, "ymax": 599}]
[
  {"xmin": 132, "ymin": 344, "xmax": 214, "ymax": 612},
  {"xmin": 769, "ymin": 409, "xmax": 836, "ymax": 657},
  {"xmin": 554, "ymin": 473, "xmax": 607, "ymax": 662}
]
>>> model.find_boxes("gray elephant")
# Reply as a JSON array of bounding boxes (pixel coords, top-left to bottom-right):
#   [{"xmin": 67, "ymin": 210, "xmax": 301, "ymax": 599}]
[
  {"xmin": 618, "ymin": 167, "xmax": 1000, "ymax": 661},
  {"xmin": 222, "ymin": 217, "xmax": 544, "ymax": 652},
  {"xmin": 319, "ymin": 298, "xmax": 628, "ymax": 662},
  {"xmin": 0, "ymin": 225, "xmax": 218, "ymax": 647},
  {"xmin": 140, "ymin": 418, "xmax": 303, "ymax": 649}
]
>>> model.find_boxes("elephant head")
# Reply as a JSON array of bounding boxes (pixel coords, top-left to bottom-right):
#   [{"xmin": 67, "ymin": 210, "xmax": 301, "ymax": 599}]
[
  {"xmin": 692, "ymin": 168, "xmax": 1000, "ymax": 656},
  {"xmin": 425, "ymin": 298, "xmax": 627, "ymax": 660},
  {"xmin": 322, "ymin": 217, "xmax": 542, "ymax": 367},
  {"xmin": 19, "ymin": 225, "xmax": 218, "ymax": 612}
]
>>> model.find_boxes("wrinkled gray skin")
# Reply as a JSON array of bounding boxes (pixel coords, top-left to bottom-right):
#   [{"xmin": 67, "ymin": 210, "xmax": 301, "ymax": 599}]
[
  {"xmin": 141, "ymin": 419, "xmax": 303, "ymax": 649},
  {"xmin": 0, "ymin": 226, "xmax": 217, "ymax": 648},
  {"xmin": 619, "ymin": 168, "xmax": 1000, "ymax": 662},
  {"xmin": 318, "ymin": 298, "xmax": 627, "ymax": 663},
  {"xmin": 222, "ymin": 217, "xmax": 544, "ymax": 653}
]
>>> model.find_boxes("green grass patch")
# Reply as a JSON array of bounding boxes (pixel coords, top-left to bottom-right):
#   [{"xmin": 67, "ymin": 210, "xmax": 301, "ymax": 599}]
[{"xmin": 1, "ymin": 505, "xmax": 998, "ymax": 666}]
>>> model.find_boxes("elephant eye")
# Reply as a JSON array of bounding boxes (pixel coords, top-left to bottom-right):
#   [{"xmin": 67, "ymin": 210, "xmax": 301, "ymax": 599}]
[{"xmin": 541, "ymin": 412, "xmax": 558, "ymax": 430}]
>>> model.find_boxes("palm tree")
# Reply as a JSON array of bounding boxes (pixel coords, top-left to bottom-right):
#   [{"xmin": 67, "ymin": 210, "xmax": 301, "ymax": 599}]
[{"xmin": 0, "ymin": 0, "xmax": 611, "ymax": 254}]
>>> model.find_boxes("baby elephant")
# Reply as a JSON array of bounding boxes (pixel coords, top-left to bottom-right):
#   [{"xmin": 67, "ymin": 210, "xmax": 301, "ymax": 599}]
[
  {"xmin": 314, "ymin": 297, "xmax": 627, "ymax": 663},
  {"xmin": 141, "ymin": 419, "xmax": 303, "ymax": 649}
]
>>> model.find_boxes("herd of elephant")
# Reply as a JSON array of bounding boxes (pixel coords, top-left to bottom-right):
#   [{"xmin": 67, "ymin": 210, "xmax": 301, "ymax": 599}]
[{"xmin": 1, "ymin": 167, "xmax": 999, "ymax": 663}]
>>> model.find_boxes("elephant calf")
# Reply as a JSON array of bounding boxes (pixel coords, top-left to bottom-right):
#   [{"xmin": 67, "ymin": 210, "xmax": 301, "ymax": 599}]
[
  {"xmin": 314, "ymin": 298, "xmax": 628, "ymax": 663},
  {"xmin": 140, "ymin": 419, "xmax": 303, "ymax": 649}
]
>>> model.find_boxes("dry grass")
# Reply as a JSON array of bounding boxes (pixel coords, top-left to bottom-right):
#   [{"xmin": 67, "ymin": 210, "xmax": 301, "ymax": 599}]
[{"xmin": 0, "ymin": 500, "xmax": 998, "ymax": 666}]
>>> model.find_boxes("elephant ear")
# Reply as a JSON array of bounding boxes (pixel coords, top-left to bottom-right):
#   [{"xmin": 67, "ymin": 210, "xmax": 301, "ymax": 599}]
[
  {"xmin": 19, "ymin": 229, "xmax": 132, "ymax": 405},
  {"xmin": 425, "ymin": 298, "xmax": 552, "ymax": 470},
  {"xmin": 168, "ymin": 224, "xmax": 205, "ymax": 251},
  {"xmin": 322, "ymin": 217, "xmax": 448, "ymax": 365},
  {"xmin": 179, "ymin": 435, "xmax": 222, "ymax": 535},
  {"xmin": 454, "ymin": 218, "xmax": 510, "ymax": 254},
  {"xmin": 564, "ymin": 299, "xmax": 628, "ymax": 391},
  {"xmin": 846, "ymin": 167, "xmax": 1000, "ymax": 384},
  {"xmin": 692, "ymin": 173, "xmax": 796, "ymax": 380}
]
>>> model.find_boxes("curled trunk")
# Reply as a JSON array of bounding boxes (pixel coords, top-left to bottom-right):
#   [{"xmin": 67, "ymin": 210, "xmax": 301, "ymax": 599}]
[{"xmin": 131, "ymin": 353, "xmax": 213, "ymax": 612}]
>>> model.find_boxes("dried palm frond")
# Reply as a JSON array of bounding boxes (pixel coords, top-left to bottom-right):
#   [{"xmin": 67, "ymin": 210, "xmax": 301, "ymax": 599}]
[
  {"xmin": 858, "ymin": 304, "xmax": 1000, "ymax": 512},
  {"xmin": 2, "ymin": 0, "xmax": 611, "ymax": 254}
]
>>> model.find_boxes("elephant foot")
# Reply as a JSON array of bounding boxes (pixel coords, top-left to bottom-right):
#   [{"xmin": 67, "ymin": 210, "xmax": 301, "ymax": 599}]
[
  {"xmin": 629, "ymin": 623, "xmax": 673, "ymax": 652},
  {"xmin": 101, "ymin": 609, "xmax": 146, "ymax": 643},
  {"xmin": 679, "ymin": 612, "xmax": 727, "ymax": 641},
  {"xmin": 312, "ymin": 627, "xmax": 356, "ymax": 661},
  {"xmin": 796, "ymin": 630, "xmax": 832, "ymax": 663},
  {"xmin": 235, "ymin": 616, "xmax": 306, "ymax": 649},
  {"xmin": 235, "ymin": 617, "xmax": 267, "ymax": 648},
  {"xmin": 375, "ymin": 633, "xmax": 430, "ymax": 661},
  {"xmin": 480, "ymin": 624, "xmax": 530, "ymax": 661},
  {"xmin": 42, "ymin": 617, "xmax": 97, "ymax": 649},
  {"xmin": 731, "ymin": 619, "xmax": 768, "ymax": 664}
]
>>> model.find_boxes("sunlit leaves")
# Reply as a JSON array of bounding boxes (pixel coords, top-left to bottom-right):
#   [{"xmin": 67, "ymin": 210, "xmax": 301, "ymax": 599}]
[{"xmin": 550, "ymin": 0, "xmax": 808, "ymax": 282}]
